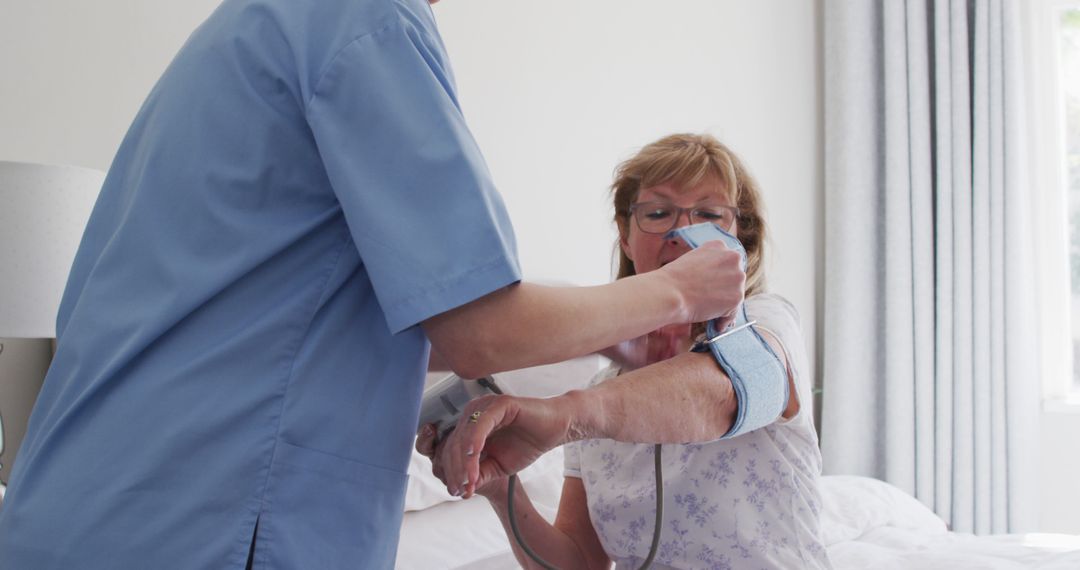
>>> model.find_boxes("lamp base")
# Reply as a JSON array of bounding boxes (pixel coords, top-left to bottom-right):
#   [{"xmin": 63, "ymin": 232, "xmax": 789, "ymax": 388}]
[{"xmin": 0, "ymin": 338, "xmax": 54, "ymax": 488}]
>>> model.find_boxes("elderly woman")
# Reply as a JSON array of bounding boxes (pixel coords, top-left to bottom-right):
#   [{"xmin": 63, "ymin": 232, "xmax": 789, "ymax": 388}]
[{"xmin": 419, "ymin": 133, "xmax": 831, "ymax": 569}]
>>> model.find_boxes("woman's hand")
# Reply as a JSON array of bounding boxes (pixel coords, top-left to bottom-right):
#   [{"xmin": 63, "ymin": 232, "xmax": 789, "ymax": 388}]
[
  {"xmin": 416, "ymin": 424, "xmax": 510, "ymax": 500},
  {"xmin": 417, "ymin": 394, "xmax": 575, "ymax": 499}
]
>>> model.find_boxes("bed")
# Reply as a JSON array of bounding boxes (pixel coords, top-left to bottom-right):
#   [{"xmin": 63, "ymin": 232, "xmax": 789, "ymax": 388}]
[{"xmin": 399, "ymin": 358, "xmax": 1080, "ymax": 569}]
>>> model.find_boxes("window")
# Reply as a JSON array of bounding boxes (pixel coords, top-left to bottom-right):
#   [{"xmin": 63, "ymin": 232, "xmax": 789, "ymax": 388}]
[
  {"xmin": 1030, "ymin": 0, "xmax": 1080, "ymax": 404},
  {"xmin": 1063, "ymin": 8, "xmax": 1080, "ymax": 393}
]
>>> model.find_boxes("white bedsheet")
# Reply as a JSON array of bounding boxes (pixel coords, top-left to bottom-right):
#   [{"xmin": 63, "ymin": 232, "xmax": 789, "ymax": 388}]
[
  {"xmin": 398, "ymin": 450, "xmax": 564, "ymax": 568},
  {"xmin": 396, "ymin": 448, "xmax": 1080, "ymax": 569},
  {"xmin": 829, "ymin": 528, "xmax": 1080, "ymax": 569}
]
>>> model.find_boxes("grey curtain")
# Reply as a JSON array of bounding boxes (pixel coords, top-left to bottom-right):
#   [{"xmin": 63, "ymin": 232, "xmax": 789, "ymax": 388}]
[{"xmin": 821, "ymin": 0, "xmax": 1039, "ymax": 533}]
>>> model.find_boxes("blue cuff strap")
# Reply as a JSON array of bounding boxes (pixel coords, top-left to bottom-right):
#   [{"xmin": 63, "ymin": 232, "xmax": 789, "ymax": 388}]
[
  {"xmin": 703, "ymin": 315, "xmax": 788, "ymax": 438},
  {"xmin": 673, "ymin": 223, "xmax": 789, "ymax": 438}
]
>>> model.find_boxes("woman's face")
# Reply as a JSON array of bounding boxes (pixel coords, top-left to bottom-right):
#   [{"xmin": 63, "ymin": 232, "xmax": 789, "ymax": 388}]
[{"xmin": 621, "ymin": 177, "xmax": 736, "ymax": 275}]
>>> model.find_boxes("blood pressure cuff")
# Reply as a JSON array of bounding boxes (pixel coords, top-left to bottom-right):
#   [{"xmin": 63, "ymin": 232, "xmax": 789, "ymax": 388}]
[
  {"xmin": 672, "ymin": 223, "xmax": 790, "ymax": 438},
  {"xmin": 701, "ymin": 317, "xmax": 788, "ymax": 438}
]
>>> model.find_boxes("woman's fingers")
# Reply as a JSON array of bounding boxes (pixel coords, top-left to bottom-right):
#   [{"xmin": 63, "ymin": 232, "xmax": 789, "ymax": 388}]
[{"xmin": 440, "ymin": 395, "xmax": 509, "ymax": 498}]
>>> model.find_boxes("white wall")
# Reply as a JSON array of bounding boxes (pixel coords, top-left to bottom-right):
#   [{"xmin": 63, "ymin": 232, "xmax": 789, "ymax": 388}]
[
  {"xmin": 435, "ymin": 1, "xmax": 822, "ymax": 288},
  {"xmin": 1040, "ymin": 409, "xmax": 1080, "ymax": 533},
  {"xmin": 0, "ymin": 2, "xmax": 224, "ymax": 169}
]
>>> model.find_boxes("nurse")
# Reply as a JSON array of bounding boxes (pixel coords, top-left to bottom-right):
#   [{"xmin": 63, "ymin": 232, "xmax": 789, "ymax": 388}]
[{"xmin": 0, "ymin": 1, "xmax": 741, "ymax": 569}]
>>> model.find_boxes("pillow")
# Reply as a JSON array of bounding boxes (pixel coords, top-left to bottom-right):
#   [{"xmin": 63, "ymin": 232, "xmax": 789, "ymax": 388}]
[{"xmin": 818, "ymin": 475, "xmax": 947, "ymax": 545}]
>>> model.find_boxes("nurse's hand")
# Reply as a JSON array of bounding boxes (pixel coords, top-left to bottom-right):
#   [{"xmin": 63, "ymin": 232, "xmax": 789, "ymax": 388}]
[
  {"xmin": 419, "ymin": 394, "xmax": 571, "ymax": 499},
  {"xmin": 658, "ymin": 240, "xmax": 744, "ymax": 325}
]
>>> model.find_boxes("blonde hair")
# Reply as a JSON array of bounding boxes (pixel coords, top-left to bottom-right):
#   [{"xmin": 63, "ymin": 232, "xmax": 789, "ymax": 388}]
[{"xmin": 611, "ymin": 133, "xmax": 767, "ymax": 296}]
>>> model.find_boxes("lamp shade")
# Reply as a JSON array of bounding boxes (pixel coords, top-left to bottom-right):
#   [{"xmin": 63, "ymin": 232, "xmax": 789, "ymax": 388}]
[{"xmin": 0, "ymin": 161, "xmax": 104, "ymax": 338}]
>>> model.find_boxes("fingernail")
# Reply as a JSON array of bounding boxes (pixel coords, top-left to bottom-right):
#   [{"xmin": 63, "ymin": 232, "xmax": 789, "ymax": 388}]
[{"xmin": 465, "ymin": 447, "xmax": 474, "ymax": 456}]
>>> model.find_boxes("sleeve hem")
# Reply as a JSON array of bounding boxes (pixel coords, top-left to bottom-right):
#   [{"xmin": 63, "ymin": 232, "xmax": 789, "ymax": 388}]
[{"xmin": 384, "ymin": 255, "xmax": 521, "ymax": 334}]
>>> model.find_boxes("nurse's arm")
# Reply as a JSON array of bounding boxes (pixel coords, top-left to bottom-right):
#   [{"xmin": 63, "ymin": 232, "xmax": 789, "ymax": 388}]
[
  {"xmin": 421, "ymin": 241, "xmax": 743, "ymax": 379},
  {"xmin": 427, "ymin": 347, "xmax": 452, "ymax": 372},
  {"xmin": 422, "ymin": 280, "xmax": 678, "ymax": 378}
]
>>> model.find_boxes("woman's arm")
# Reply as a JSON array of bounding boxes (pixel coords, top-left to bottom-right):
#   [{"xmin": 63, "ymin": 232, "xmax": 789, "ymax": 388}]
[
  {"xmin": 436, "ymin": 327, "xmax": 797, "ymax": 498},
  {"xmin": 580, "ymin": 328, "xmax": 798, "ymax": 442},
  {"xmin": 478, "ymin": 477, "xmax": 610, "ymax": 570}
]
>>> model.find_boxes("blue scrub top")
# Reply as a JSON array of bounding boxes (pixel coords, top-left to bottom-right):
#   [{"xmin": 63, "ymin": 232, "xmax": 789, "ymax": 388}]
[{"xmin": 0, "ymin": 0, "xmax": 520, "ymax": 568}]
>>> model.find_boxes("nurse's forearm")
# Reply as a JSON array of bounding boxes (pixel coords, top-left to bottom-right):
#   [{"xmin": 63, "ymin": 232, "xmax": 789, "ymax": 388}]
[
  {"xmin": 422, "ymin": 276, "xmax": 685, "ymax": 379},
  {"xmin": 427, "ymin": 347, "xmax": 451, "ymax": 372},
  {"xmin": 423, "ymin": 241, "xmax": 743, "ymax": 379},
  {"xmin": 564, "ymin": 351, "xmax": 738, "ymax": 444}
]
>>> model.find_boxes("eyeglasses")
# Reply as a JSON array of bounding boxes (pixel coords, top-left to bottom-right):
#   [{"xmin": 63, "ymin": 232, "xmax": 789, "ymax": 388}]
[{"xmin": 627, "ymin": 201, "xmax": 739, "ymax": 235}]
